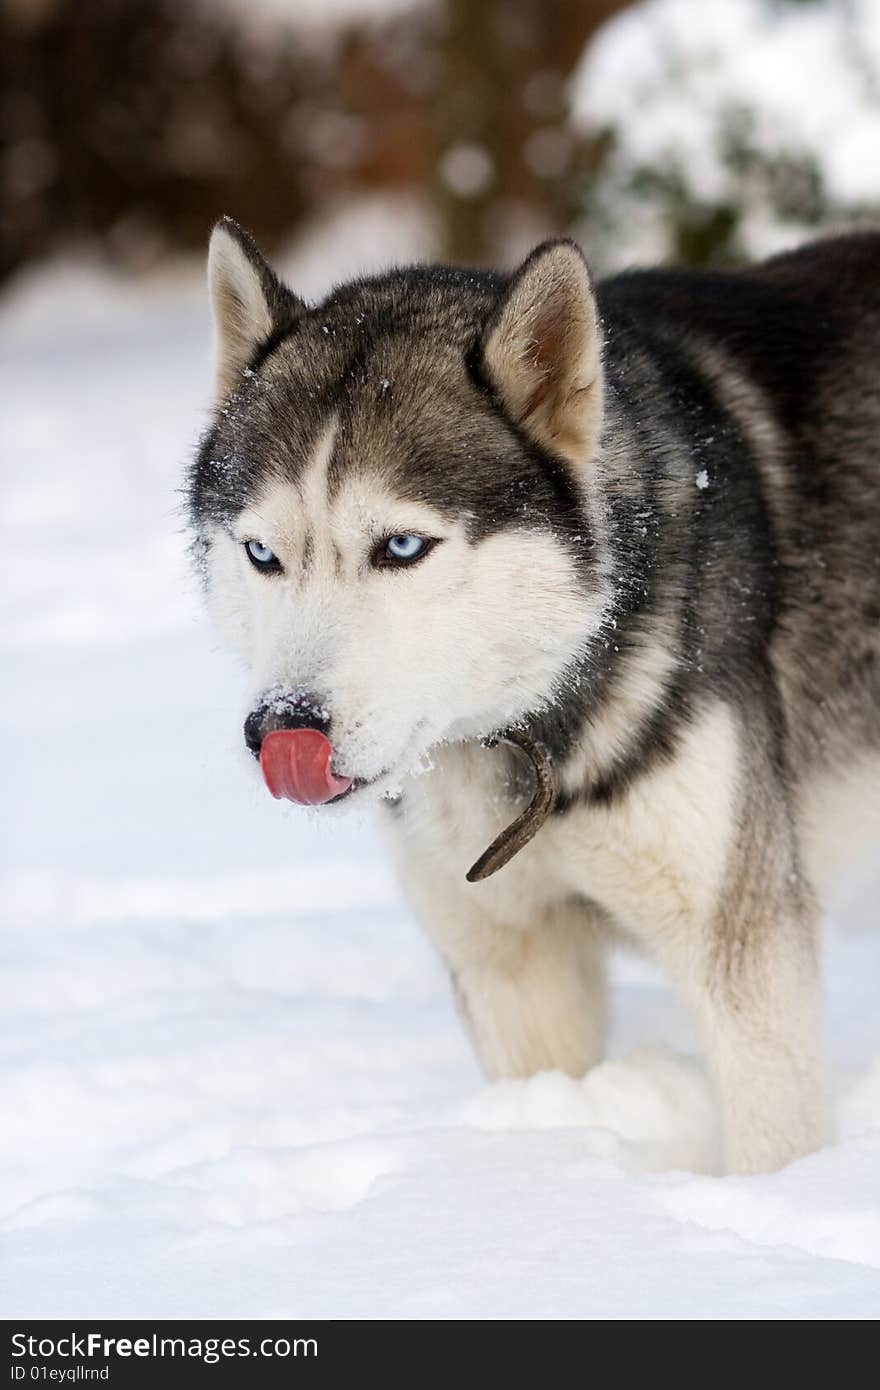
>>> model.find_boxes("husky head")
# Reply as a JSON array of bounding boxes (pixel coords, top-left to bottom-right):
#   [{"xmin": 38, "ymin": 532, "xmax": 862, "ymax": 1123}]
[{"xmin": 188, "ymin": 217, "xmax": 611, "ymax": 807}]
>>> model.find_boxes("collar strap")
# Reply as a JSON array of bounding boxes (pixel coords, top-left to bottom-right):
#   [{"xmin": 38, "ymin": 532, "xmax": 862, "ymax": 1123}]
[{"xmin": 466, "ymin": 728, "xmax": 557, "ymax": 882}]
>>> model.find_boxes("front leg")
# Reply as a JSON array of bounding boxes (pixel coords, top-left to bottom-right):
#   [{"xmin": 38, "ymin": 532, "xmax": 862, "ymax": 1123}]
[
  {"xmin": 567, "ymin": 698, "xmax": 830, "ymax": 1175},
  {"xmin": 402, "ymin": 864, "xmax": 607, "ymax": 1079},
  {"xmin": 660, "ymin": 840, "xmax": 829, "ymax": 1174},
  {"xmin": 451, "ymin": 900, "xmax": 608, "ymax": 1079}
]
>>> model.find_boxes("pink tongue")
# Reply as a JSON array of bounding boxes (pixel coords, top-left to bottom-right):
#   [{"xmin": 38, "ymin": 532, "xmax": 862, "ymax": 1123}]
[{"xmin": 259, "ymin": 729, "xmax": 353, "ymax": 805}]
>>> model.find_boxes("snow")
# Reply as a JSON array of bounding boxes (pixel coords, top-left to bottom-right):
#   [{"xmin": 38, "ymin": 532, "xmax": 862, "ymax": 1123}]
[
  {"xmin": 2, "ymin": 210, "xmax": 880, "ymax": 1319},
  {"xmin": 571, "ymin": 0, "xmax": 880, "ymax": 265}
]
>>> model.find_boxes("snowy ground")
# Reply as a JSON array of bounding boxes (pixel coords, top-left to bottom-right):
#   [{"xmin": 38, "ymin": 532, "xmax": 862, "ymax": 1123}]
[{"xmin": 2, "ymin": 217, "xmax": 879, "ymax": 1319}]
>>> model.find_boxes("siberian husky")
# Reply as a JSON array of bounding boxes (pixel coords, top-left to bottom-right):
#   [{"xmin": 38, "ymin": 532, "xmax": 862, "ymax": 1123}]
[{"xmin": 188, "ymin": 217, "xmax": 880, "ymax": 1174}]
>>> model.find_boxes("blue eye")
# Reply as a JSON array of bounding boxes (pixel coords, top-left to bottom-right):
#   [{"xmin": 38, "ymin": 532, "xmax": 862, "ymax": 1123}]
[
  {"xmin": 245, "ymin": 539, "xmax": 281, "ymax": 572},
  {"xmin": 383, "ymin": 534, "xmax": 429, "ymax": 565}
]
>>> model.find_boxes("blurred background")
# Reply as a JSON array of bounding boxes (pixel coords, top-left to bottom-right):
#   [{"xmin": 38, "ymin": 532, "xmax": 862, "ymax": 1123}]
[{"xmin": 4, "ymin": 0, "xmax": 880, "ymax": 287}]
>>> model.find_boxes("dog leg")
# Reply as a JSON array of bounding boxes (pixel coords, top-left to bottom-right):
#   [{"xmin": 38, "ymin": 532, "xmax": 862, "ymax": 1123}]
[
  {"xmin": 661, "ymin": 866, "xmax": 828, "ymax": 1175},
  {"xmin": 595, "ymin": 702, "xmax": 830, "ymax": 1174},
  {"xmin": 405, "ymin": 875, "xmax": 608, "ymax": 1079},
  {"xmin": 450, "ymin": 903, "xmax": 607, "ymax": 1080}
]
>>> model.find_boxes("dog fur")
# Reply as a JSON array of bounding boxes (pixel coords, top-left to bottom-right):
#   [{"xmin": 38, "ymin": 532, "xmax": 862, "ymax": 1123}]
[{"xmin": 188, "ymin": 219, "xmax": 880, "ymax": 1174}]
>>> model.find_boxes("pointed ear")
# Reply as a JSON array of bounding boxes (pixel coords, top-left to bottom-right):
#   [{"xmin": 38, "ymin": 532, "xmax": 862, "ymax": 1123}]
[
  {"xmin": 479, "ymin": 239, "xmax": 603, "ymax": 469},
  {"xmin": 207, "ymin": 216, "xmax": 304, "ymax": 401}
]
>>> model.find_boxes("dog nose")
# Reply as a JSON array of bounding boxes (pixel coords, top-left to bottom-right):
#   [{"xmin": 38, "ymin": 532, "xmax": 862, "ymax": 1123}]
[{"xmin": 243, "ymin": 691, "xmax": 331, "ymax": 756}]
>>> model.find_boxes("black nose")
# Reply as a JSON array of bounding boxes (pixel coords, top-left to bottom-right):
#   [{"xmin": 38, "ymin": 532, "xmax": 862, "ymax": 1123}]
[{"xmin": 244, "ymin": 691, "xmax": 331, "ymax": 757}]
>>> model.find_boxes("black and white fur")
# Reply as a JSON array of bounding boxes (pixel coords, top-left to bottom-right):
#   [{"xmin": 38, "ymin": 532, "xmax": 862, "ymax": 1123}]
[{"xmin": 189, "ymin": 218, "xmax": 880, "ymax": 1174}]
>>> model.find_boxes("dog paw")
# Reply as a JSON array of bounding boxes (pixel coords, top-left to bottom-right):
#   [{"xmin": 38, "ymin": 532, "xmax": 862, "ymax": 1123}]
[{"xmin": 458, "ymin": 1044, "xmax": 721, "ymax": 1175}]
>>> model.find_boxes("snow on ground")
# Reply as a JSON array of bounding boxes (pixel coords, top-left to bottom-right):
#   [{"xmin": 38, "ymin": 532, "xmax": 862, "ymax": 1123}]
[{"xmin": 2, "ymin": 216, "xmax": 880, "ymax": 1319}]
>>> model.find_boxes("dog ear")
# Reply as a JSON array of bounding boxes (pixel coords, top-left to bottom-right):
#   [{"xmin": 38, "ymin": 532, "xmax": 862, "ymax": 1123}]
[
  {"xmin": 207, "ymin": 216, "xmax": 304, "ymax": 401},
  {"xmin": 479, "ymin": 239, "xmax": 603, "ymax": 470}
]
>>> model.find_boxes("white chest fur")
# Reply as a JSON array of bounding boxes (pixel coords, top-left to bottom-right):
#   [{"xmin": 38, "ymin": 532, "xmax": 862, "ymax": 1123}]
[{"xmin": 381, "ymin": 701, "xmax": 741, "ymax": 954}]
